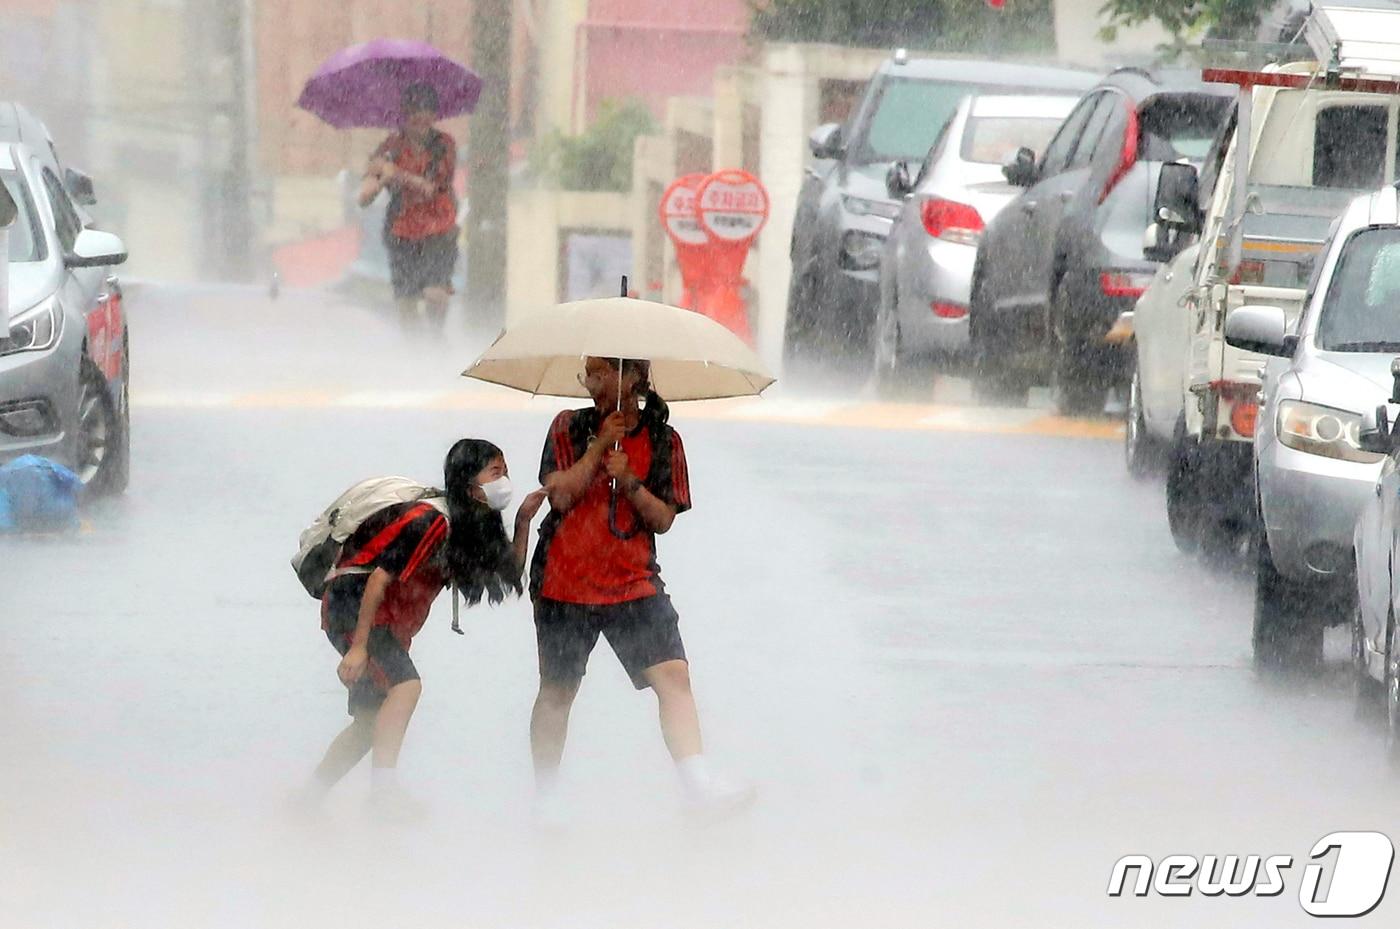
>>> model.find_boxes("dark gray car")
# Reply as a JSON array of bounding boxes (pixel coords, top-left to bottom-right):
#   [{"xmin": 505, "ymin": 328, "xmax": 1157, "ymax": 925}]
[
  {"xmin": 782, "ymin": 54, "xmax": 1097, "ymax": 366},
  {"xmin": 971, "ymin": 68, "xmax": 1233, "ymax": 411}
]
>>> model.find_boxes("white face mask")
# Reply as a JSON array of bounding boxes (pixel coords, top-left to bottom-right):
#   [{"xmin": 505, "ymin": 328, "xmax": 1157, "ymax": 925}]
[{"xmin": 479, "ymin": 476, "xmax": 513, "ymax": 512}]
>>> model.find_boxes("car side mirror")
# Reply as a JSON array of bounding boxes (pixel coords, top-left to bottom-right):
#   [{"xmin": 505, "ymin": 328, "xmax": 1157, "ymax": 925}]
[
  {"xmin": 64, "ymin": 168, "xmax": 96, "ymax": 207},
  {"xmin": 886, "ymin": 161, "xmax": 913, "ymax": 199},
  {"xmin": 1224, "ymin": 305, "xmax": 1293, "ymax": 357},
  {"xmin": 65, "ymin": 228, "xmax": 128, "ymax": 268},
  {"xmin": 1360, "ymin": 405, "xmax": 1399, "ymax": 455},
  {"xmin": 809, "ymin": 123, "xmax": 844, "ymax": 160},
  {"xmin": 1155, "ymin": 162, "xmax": 1201, "ymax": 236},
  {"xmin": 1002, "ymin": 147, "xmax": 1037, "ymax": 188}
]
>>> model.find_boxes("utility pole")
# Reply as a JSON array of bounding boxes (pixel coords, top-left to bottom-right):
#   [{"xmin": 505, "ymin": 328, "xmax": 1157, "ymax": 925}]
[
  {"xmin": 196, "ymin": 0, "xmax": 256, "ymax": 282},
  {"xmin": 466, "ymin": 0, "xmax": 513, "ymax": 328}
]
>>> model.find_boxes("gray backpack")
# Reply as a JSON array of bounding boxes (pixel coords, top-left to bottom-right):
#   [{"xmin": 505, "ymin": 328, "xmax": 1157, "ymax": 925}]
[{"xmin": 291, "ymin": 476, "xmax": 449, "ymax": 599}]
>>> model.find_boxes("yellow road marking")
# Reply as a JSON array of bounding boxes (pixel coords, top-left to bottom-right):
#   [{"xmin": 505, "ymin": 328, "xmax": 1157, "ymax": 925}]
[{"xmin": 132, "ymin": 390, "xmax": 1123, "ymax": 440}]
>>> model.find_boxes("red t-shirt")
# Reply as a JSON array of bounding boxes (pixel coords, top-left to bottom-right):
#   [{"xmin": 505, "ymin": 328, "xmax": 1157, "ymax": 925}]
[
  {"xmin": 321, "ymin": 502, "xmax": 450, "ymax": 647},
  {"xmin": 535, "ymin": 410, "xmax": 692, "ymax": 605},
  {"xmin": 373, "ymin": 129, "xmax": 458, "ymax": 240}
]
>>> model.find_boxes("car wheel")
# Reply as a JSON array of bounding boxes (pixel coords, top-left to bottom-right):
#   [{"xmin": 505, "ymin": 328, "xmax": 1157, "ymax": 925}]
[
  {"xmin": 109, "ymin": 338, "xmax": 130, "ymax": 494},
  {"xmin": 870, "ymin": 289, "xmax": 901, "ymax": 388},
  {"xmin": 1125, "ymin": 363, "xmax": 1166, "ymax": 479},
  {"xmin": 871, "ymin": 292, "xmax": 934, "ymax": 399},
  {"xmin": 969, "ymin": 279, "xmax": 1029, "ymax": 406},
  {"xmin": 782, "ymin": 270, "xmax": 824, "ymax": 365},
  {"xmin": 1387, "ymin": 620, "xmax": 1400, "ymax": 767},
  {"xmin": 1355, "ymin": 603, "xmax": 1386, "ymax": 719},
  {"xmin": 1053, "ymin": 340, "xmax": 1106, "ymax": 416},
  {"xmin": 1050, "ymin": 287, "xmax": 1105, "ymax": 417},
  {"xmin": 76, "ymin": 355, "xmax": 123, "ymax": 496},
  {"xmin": 1253, "ymin": 526, "xmax": 1323, "ymax": 673},
  {"xmin": 1165, "ymin": 417, "xmax": 1203, "ymax": 554}
]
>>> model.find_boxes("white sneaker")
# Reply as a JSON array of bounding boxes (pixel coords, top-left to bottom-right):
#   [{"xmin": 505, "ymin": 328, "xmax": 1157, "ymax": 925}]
[
  {"xmin": 532, "ymin": 787, "xmax": 569, "ymax": 832},
  {"xmin": 365, "ymin": 783, "xmax": 428, "ymax": 825},
  {"xmin": 281, "ymin": 783, "xmax": 330, "ymax": 825},
  {"xmin": 683, "ymin": 777, "xmax": 758, "ymax": 823}
]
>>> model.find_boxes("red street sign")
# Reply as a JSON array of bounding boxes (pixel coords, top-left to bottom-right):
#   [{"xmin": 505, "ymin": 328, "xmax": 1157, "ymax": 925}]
[
  {"xmin": 695, "ymin": 169, "xmax": 769, "ymax": 246},
  {"xmin": 658, "ymin": 169, "xmax": 771, "ymax": 342},
  {"xmin": 659, "ymin": 173, "xmax": 708, "ymax": 247},
  {"xmin": 658, "ymin": 173, "xmax": 710, "ymax": 307},
  {"xmin": 692, "ymin": 170, "xmax": 770, "ymax": 341}
]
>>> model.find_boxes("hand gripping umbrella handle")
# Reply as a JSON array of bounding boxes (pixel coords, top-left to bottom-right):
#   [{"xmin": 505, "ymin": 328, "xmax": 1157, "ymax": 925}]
[{"xmin": 607, "ymin": 273, "xmax": 639, "ymax": 539}]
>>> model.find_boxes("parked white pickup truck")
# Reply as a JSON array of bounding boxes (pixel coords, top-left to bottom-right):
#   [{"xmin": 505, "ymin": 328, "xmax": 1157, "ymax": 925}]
[{"xmin": 1135, "ymin": 49, "xmax": 1397, "ymax": 554}]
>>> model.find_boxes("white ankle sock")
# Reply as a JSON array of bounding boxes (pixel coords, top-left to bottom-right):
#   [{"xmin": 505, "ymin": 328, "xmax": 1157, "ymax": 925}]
[
  {"xmin": 371, "ymin": 766, "xmax": 398, "ymax": 793},
  {"xmin": 676, "ymin": 755, "xmax": 715, "ymax": 797},
  {"xmin": 535, "ymin": 766, "xmax": 561, "ymax": 797}
]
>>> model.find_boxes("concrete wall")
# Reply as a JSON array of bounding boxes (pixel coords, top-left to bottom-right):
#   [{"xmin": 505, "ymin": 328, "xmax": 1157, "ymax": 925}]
[{"xmin": 506, "ymin": 188, "xmax": 631, "ymax": 324}]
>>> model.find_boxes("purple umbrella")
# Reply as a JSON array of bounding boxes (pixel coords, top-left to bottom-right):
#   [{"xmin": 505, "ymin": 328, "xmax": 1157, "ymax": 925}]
[{"xmin": 297, "ymin": 39, "xmax": 482, "ymax": 130}]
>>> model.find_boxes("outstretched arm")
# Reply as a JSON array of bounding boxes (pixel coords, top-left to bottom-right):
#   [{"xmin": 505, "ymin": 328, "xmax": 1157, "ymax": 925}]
[{"xmin": 513, "ymin": 490, "xmax": 548, "ymax": 570}]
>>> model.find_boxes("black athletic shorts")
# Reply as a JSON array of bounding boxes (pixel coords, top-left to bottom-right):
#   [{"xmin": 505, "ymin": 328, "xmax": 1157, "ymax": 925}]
[
  {"xmin": 324, "ymin": 584, "xmax": 421, "ymax": 717},
  {"xmin": 534, "ymin": 595, "xmax": 686, "ymax": 690},
  {"xmin": 386, "ymin": 229, "xmax": 458, "ymax": 299}
]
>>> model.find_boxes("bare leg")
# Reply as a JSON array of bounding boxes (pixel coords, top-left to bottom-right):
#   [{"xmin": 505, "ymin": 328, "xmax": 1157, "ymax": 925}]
[
  {"xmin": 313, "ymin": 713, "xmax": 374, "ymax": 789},
  {"xmin": 643, "ymin": 660, "xmax": 753, "ymax": 813},
  {"xmin": 642, "ymin": 660, "xmax": 703, "ymax": 760},
  {"xmin": 422, "ymin": 286, "xmax": 450, "ymax": 330},
  {"xmin": 371, "ymin": 679, "xmax": 422, "ymax": 769},
  {"xmin": 395, "ymin": 297, "xmax": 420, "ymax": 330},
  {"xmin": 530, "ymin": 679, "xmax": 581, "ymax": 777}
]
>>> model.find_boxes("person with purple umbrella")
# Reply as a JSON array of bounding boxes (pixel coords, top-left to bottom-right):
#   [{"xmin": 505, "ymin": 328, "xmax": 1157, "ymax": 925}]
[{"xmin": 358, "ymin": 83, "xmax": 459, "ymax": 332}]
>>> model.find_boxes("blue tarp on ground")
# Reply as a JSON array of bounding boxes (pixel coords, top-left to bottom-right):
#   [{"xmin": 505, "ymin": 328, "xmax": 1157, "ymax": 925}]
[{"xmin": 0, "ymin": 455, "xmax": 82, "ymax": 531}]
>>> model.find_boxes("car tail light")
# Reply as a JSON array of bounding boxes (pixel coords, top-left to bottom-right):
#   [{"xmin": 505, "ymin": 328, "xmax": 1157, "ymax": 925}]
[
  {"xmin": 920, "ymin": 197, "xmax": 983, "ymax": 245},
  {"xmin": 1210, "ymin": 380, "xmax": 1262, "ymax": 439},
  {"xmin": 1099, "ymin": 102, "xmax": 1140, "ymax": 204},
  {"xmin": 931, "ymin": 301, "xmax": 968, "ymax": 319},
  {"xmin": 1231, "ymin": 400, "xmax": 1259, "ymax": 437},
  {"xmin": 1099, "ymin": 271, "xmax": 1154, "ymax": 298}
]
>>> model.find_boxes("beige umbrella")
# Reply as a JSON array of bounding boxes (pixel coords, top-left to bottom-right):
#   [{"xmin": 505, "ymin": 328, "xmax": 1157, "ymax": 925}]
[{"xmin": 462, "ymin": 295, "xmax": 776, "ymax": 401}]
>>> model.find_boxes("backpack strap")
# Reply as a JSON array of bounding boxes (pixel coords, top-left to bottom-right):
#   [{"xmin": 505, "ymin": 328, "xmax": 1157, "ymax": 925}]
[{"xmin": 329, "ymin": 502, "xmax": 436, "ymax": 580}]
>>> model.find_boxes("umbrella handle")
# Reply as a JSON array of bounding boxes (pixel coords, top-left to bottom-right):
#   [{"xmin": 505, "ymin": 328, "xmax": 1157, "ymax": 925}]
[{"xmin": 608, "ymin": 486, "xmax": 642, "ymax": 540}]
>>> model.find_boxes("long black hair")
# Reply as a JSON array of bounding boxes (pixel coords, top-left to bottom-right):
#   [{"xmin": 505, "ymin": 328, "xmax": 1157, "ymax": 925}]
[
  {"xmin": 443, "ymin": 438, "xmax": 522, "ymax": 606},
  {"xmin": 604, "ymin": 357, "xmax": 669, "ymax": 428}
]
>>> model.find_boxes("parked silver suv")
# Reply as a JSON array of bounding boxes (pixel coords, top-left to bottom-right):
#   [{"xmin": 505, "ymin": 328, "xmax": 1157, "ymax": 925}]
[{"xmin": 1224, "ymin": 186, "xmax": 1400, "ymax": 669}]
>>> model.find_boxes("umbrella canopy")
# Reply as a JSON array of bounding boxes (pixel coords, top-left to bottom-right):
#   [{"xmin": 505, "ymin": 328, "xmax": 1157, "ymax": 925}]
[
  {"xmin": 463, "ymin": 298, "xmax": 776, "ymax": 401},
  {"xmin": 297, "ymin": 39, "xmax": 482, "ymax": 129}
]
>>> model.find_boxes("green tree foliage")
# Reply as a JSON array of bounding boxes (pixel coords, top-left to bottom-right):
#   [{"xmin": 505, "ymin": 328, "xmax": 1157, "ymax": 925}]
[
  {"xmin": 1098, "ymin": 0, "xmax": 1278, "ymax": 43},
  {"xmin": 530, "ymin": 100, "xmax": 658, "ymax": 192},
  {"xmin": 748, "ymin": 0, "xmax": 1056, "ymax": 55}
]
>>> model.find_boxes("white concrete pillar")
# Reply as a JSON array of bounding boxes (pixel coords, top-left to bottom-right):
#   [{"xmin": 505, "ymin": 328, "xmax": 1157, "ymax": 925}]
[{"xmin": 756, "ymin": 44, "xmax": 810, "ymax": 376}]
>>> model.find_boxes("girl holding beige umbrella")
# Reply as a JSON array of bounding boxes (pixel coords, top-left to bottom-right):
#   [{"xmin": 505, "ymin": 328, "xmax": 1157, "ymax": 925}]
[{"xmin": 463, "ymin": 289, "xmax": 773, "ymax": 823}]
